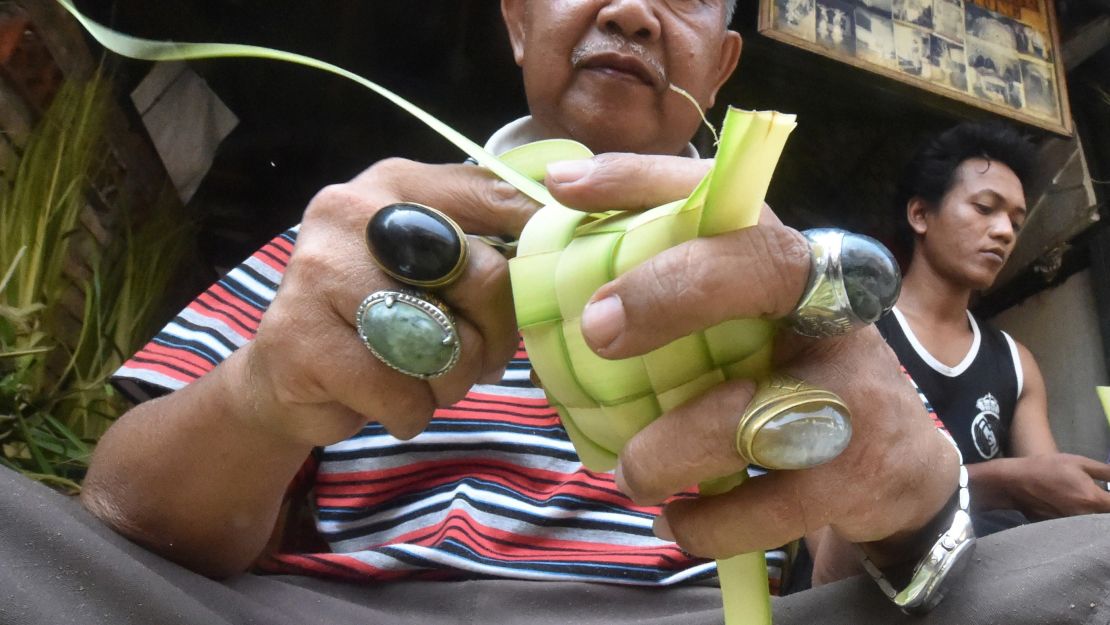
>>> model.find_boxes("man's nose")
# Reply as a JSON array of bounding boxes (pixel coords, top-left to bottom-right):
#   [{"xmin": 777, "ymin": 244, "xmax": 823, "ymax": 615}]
[
  {"xmin": 989, "ymin": 214, "xmax": 1016, "ymax": 245},
  {"xmin": 597, "ymin": 0, "xmax": 662, "ymax": 42}
]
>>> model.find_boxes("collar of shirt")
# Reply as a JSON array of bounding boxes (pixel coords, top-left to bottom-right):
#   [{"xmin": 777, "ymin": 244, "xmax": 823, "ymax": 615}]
[{"xmin": 483, "ymin": 116, "xmax": 700, "ymax": 158}]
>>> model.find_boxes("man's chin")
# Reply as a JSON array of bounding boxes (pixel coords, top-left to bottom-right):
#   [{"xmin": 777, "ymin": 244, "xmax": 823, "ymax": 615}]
[{"xmin": 556, "ymin": 110, "xmax": 688, "ymax": 155}]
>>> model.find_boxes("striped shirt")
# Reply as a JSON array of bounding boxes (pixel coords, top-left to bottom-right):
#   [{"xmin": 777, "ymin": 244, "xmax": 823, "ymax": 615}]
[
  {"xmin": 113, "ymin": 120, "xmax": 809, "ymax": 590},
  {"xmin": 114, "ymin": 226, "xmax": 744, "ymax": 587}
]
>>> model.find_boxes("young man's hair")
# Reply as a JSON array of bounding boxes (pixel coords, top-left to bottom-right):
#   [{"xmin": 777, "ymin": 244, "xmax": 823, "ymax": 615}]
[{"xmin": 893, "ymin": 120, "xmax": 1038, "ymax": 252}]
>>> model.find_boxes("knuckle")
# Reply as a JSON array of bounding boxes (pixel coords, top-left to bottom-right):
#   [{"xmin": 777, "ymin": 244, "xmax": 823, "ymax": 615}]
[
  {"xmin": 305, "ymin": 183, "xmax": 359, "ymax": 223},
  {"xmin": 367, "ymin": 156, "xmax": 416, "ymax": 181},
  {"xmin": 475, "ymin": 179, "xmax": 534, "ymax": 226}
]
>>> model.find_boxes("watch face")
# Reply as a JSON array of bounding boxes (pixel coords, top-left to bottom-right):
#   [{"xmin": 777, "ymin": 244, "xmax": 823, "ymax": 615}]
[{"xmin": 897, "ymin": 509, "xmax": 977, "ymax": 614}]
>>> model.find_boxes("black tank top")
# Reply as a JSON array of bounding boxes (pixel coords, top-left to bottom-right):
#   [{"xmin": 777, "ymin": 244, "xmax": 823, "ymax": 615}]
[{"xmin": 876, "ymin": 308, "xmax": 1022, "ymax": 464}]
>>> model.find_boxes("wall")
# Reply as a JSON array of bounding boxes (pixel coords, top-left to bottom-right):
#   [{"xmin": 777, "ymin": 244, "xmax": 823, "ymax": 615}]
[{"xmin": 991, "ymin": 269, "xmax": 1110, "ymax": 460}]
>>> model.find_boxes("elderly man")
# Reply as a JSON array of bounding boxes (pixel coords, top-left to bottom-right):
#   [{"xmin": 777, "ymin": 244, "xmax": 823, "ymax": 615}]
[{"xmin": 2, "ymin": 2, "xmax": 1107, "ymax": 624}]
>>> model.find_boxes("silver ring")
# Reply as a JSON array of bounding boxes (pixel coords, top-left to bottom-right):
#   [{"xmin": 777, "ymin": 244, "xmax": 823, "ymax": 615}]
[
  {"xmin": 785, "ymin": 228, "xmax": 901, "ymax": 338},
  {"xmin": 355, "ymin": 290, "xmax": 461, "ymax": 380}
]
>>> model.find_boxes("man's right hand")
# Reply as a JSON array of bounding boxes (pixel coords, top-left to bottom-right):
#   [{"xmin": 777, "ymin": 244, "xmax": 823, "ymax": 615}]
[
  {"xmin": 240, "ymin": 159, "xmax": 538, "ymax": 448},
  {"xmin": 971, "ymin": 453, "xmax": 1110, "ymax": 520},
  {"xmin": 81, "ymin": 158, "xmax": 537, "ymax": 576}
]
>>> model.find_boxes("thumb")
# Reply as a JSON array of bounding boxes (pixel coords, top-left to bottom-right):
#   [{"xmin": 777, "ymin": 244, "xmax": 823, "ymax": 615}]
[{"xmin": 545, "ymin": 153, "xmax": 713, "ymax": 213}]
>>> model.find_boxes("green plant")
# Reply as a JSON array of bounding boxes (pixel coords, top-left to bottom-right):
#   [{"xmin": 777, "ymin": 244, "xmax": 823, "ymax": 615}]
[{"xmin": 0, "ymin": 71, "xmax": 190, "ymax": 492}]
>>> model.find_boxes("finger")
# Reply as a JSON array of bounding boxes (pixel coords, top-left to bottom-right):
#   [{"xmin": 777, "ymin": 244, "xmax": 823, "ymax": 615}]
[
  {"xmin": 291, "ymin": 224, "xmax": 491, "ymax": 436},
  {"xmin": 1075, "ymin": 456, "xmax": 1110, "ymax": 482},
  {"xmin": 439, "ymin": 237, "xmax": 518, "ymax": 381},
  {"xmin": 615, "ymin": 379, "xmax": 754, "ymax": 505},
  {"xmin": 656, "ymin": 471, "xmax": 810, "ymax": 558},
  {"xmin": 545, "ymin": 153, "xmax": 713, "ymax": 212},
  {"xmin": 581, "ymin": 224, "xmax": 811, "ymax": 358},
  {"xmin": 351, "ymin": 159, "xmax": 541, "ymax": 237}
]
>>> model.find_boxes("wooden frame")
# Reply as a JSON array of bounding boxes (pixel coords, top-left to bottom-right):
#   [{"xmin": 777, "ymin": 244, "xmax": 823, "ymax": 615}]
[{"xmin": 758, "ymin": 0, "xmax": 1073, "ymax": 136}]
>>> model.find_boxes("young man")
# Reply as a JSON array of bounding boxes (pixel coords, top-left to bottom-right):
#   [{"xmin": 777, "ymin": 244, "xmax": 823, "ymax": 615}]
[
  {"xmin": 877, "ymin": 121, "xmax": 1110, "ymax": 532},
  {"xmin": 2, "ymin": 3, "xmax": 1107, "ymax": 625}
]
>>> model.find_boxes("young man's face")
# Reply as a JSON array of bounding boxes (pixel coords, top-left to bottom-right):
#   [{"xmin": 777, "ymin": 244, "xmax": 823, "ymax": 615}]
[
  {"xmin": 502, "ymin": 0, "xmax": 741, "ymax": 155},
  {"xmin": 912, "ymin": 157, "xmax": 1027, "ymax": 290}
]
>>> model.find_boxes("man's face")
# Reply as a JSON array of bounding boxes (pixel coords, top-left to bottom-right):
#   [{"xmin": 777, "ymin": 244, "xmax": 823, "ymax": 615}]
[
  {"xmin": 502, "ymin": 0, "xmax": 742, "ymax": 155},
  {"xmin": 913, "ymin": 157, "xmax": 1027, "ymax": 290}
]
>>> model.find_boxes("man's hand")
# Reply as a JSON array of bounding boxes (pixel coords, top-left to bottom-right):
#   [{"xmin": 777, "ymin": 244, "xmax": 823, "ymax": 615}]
[
  {"xmin": 972, "ymin": 453, "xmax": 1110, "ymax": 521},
  {"xmin": 82, "ymin": 158, "xmax": 538, "ymax": 576},
  {"xmin": 242, "ymin": 159, "xmax": 538, "ymax": 446},
  {"xmin": 547, "ymin": 153, "xmax": 959, "ymax": 572}
]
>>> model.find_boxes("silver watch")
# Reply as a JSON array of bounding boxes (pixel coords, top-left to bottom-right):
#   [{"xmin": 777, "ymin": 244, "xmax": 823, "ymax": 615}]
[{"xmin": 858, "ymin": 464, "xmax": 976, "ymax": 614}]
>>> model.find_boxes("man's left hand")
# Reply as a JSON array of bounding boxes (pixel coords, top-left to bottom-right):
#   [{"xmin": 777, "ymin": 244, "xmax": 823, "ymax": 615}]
[{"xmin": 546, "ymin": 153, "xmax": 958, "ymax": 569}]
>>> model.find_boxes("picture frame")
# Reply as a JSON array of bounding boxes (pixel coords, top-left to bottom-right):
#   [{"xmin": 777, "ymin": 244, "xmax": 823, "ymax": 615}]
[{"xmin": 759, "ymin": 0, "xmax": 1073, "ymax": 136}]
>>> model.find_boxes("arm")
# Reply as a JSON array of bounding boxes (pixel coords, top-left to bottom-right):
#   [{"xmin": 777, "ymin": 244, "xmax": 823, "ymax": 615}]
[
  {"xmin": 81, "ymin": 160, "xmax": 531, "ymax": 577},
  {"xmin": 82, "ymin": 347, "xmax": 315, "ymax": 577},
  {"xmin": 966, "ymin": 342, "xmax": 1110, "ymax": 519}
]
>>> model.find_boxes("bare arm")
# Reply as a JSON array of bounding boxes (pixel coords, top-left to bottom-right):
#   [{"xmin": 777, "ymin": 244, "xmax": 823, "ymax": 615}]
[
  {"xmin": 81, "ymin": 347, "xmax": 313, "ymax": 577},
  {"xmin": 967, "ymin": 342, "xmax": 1110, "ymax": 519}
]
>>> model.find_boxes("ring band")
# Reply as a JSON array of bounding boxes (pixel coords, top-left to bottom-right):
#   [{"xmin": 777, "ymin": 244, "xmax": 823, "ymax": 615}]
[
  {"xmin": 736, "ymin": 374, "xmax": 852, "ymax": 470},
  {"xmin": 785, "ymin": 228, "xmax": 901, "ymax": 338},
  {"xmin": 356, "ymin": 290, "xmax": 461, "ymax": 380},
  {"xmin": 366, "ymin": 202, "xmax": 470, "ymax": 289}
]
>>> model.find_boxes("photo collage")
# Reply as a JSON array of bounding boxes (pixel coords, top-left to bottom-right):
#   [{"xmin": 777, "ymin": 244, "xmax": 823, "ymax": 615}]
[{"xmin": 770, "ymin": 0, "xmax": 1062, "ymax": 122}]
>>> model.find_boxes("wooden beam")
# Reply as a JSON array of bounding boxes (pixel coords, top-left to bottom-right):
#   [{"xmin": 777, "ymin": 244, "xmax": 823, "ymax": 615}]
[
  {"xmin": 989, "ymin": 133, "xmax": 1099, "ymax": 290},
  {"xmin": 1063, "ymin": 15, "xmax": 1110, "ymax": 71}
]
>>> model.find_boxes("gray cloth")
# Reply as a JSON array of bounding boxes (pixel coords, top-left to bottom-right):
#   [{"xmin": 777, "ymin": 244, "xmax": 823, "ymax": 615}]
[{"xmin": 2, "ymin": 466, "xmax": 1108, "ymax": 625}]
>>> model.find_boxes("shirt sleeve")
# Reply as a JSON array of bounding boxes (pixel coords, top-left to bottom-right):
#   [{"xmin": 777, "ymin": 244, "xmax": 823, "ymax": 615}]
[{"xmin": 112, "ymin": 226, "xmax": 299, "ymax": 404}]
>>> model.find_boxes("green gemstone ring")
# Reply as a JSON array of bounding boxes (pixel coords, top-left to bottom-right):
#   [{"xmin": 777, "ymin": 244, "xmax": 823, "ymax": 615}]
[{"xmin": 356, "ymin": 290, "xmax": 461, "ymax": 380}]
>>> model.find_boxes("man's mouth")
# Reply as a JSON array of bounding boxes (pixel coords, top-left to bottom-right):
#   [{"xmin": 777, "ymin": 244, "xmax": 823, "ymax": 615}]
[
  {"xmin": 574, "ymin": 52, "xmax": 664, "ymax": 90},
  {"xmin": 981, "ymin": 247, "xmax": 1007, "ymax": 263}
]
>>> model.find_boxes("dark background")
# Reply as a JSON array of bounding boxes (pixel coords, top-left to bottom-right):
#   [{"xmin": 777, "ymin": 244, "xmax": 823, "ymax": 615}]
[{"xmin": 71, "ymin": 0, "xmax": 1110, "ymax": 313}]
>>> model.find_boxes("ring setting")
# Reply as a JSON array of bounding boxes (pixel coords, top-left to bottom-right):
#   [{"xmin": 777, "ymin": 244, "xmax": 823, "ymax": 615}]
[
  {"xmin": 735, "ymin": 374, "xmax": 852, "ymax": 470},
  {"xmin": 366, "ymin": 202, "xmax": 469, "ymax": 289},
  {"xmin": 786, "ymin": 228, "xmax": 901, "ymax": 338},
  {"xmin": 356, "ymin": 290, "xmax": 460, "ymax": 380}
]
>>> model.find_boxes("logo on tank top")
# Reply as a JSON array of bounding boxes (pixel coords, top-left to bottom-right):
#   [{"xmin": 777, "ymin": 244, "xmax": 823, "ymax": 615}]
[{"xmin": 970, "ymin": 393, "xmax": 1002, "ymax": 459}]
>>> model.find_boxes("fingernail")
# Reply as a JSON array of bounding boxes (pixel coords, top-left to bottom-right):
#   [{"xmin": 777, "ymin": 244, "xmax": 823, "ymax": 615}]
[
  {"xmin": 547, "ymin": 159, "xmax": 594, "ymax": 184},
  {"xmin": 581, "ymin": 295, "xmax": 624, "ymax": 349},
  {"xmin": 653, "ymin": 515, "xmax": 675, "ymax": 541}
]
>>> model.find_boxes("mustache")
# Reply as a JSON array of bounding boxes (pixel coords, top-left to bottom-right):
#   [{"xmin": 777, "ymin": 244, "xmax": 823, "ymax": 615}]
[{"xmin": 570, "ymin": 34, "xmax": 667, "ymax": 85}]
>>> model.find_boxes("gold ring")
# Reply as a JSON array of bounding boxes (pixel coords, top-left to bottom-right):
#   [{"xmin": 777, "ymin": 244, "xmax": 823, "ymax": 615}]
[{"xmin": 736, "ymin": 374, "xmax": 853, "ymax": 470}]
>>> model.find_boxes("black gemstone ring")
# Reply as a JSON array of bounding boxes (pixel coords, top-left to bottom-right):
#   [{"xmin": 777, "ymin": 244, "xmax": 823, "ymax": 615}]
[
  {"xmin": 366, "ymin": 202, "xmax": 469, "ymax": 289},
  {"xmin": 785, "ymin": 228, "xmax": 901, "ymax": 338}
]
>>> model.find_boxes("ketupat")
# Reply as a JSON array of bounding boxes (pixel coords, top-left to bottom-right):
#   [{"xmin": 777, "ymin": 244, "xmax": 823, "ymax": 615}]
[
  {"xmin": 510, "ymin": 108, "xmax": 795, "ymax": 473},
  {"xmin": 57, "ymin": 2, "xmax": 820, "ymax": 623},
  {"xmin": 507, "ymin": 108, "xmax": 796, "ymax": 625}
]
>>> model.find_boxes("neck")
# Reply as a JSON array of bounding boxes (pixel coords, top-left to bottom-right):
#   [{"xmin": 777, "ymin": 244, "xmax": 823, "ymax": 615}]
[{"xmin": 899, "ymin": 251, "xmax": 972, "ymax": 326}]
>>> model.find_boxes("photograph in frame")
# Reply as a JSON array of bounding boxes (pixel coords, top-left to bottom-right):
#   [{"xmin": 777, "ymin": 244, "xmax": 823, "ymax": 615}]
[
  {"xmin": 854, "ymin": 6, "xmax": 896, "ymax": 67},
  {"xmin": 758, "ymin": 0, "xmax": 1072, "ymax": 135}
]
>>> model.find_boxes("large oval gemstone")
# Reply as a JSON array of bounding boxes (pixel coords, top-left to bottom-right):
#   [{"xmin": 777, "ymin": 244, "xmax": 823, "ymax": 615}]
[
  {"xmin": 358, "ymin": 292, "xmax": 457, "ymax": 378},
  {"xmin": 749, "ymin": 401, "xmax": 852, "ymax": 470},
  {"xmin": 840, "ymin": 233, "xmax": 901, "ymax": 324},
  {"xmin": 366, "ymin": 203, "xmax": 466, "ymax": 287}
]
